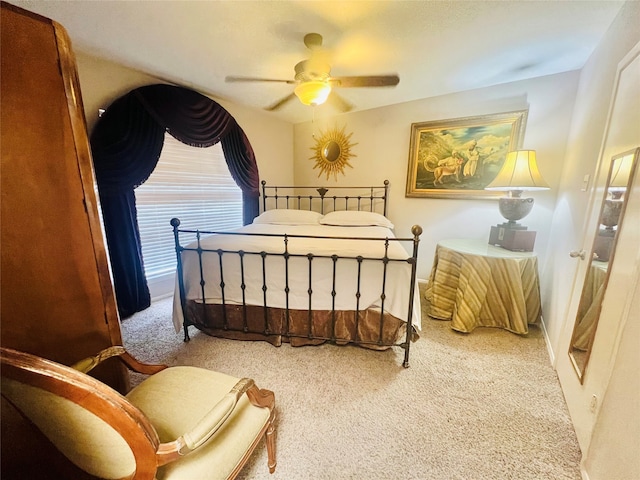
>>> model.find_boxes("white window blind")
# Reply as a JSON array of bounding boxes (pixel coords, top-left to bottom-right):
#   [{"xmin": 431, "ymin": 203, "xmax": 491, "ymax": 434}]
[{"xmin": 135, "ymin": 133, "xmax": 243, "ymax": 284}]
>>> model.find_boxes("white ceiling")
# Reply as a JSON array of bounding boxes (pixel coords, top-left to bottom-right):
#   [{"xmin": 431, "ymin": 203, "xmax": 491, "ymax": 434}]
[{"xmin": 11, "ymin": 0, "xmax": 625, "ymax": 124}]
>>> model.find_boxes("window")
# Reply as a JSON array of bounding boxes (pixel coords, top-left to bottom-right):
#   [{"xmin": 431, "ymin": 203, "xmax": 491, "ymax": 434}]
[{"xmin": 135, "ymin": 132, "xmax": 243, "ymax": 297}]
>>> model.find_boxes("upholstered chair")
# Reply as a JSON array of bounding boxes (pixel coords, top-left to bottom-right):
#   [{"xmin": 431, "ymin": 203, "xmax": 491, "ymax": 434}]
[{"xmin": 0, "ymin": 346, "xmax": 276, "ymax": 479}]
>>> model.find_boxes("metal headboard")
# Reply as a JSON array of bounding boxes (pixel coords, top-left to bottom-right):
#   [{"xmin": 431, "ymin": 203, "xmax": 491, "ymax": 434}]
[{"xmin": 260, "ymin": 180, "xmax": 389, "ymax": 216}]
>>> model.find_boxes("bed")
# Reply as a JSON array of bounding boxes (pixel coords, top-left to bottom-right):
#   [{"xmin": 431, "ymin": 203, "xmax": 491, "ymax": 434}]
[{"xmin": 171, "ymin": 181, "xmax": 422, "ymax": 367}]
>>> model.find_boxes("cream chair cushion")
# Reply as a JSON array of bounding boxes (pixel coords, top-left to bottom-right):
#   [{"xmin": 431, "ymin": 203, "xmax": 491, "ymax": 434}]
[
  {"xmin": 1, "ymin": 378, "xmax": 136, "ymax": 479},
  {"xmin": 127, "ymin": 366, "xmax": 271, "ymax": 480}
]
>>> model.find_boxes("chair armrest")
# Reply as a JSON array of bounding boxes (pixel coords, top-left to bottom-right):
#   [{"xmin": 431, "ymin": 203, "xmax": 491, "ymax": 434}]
[
  {"xmin": 71, "ymin": 346, "xmax": 126, "ymax": 373},
  {"xmin": 118, "ymin": 351, "xmax": 168, "ymax": 376},
  {"xmin": 71, "ymin": 346, "xmax": 167, "ymax": 375},
  {"xmin": 178, "ymin": 378, "xmax": 256, "ymax": 454}
]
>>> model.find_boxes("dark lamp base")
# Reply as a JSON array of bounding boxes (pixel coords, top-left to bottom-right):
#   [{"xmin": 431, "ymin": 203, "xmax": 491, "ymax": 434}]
[
  {"xmin": 593, "ymin": 230, "xmax": 615, "ymax": 261},
  {"xmin": 498, "ymin": 196, "xmax": 534, "ymax": 223},
  {"xmin": 495, "ymin": 221, "xmax": 529, "ymax": 231},
  {"xmin": 489, "ymin": 225, "xmax": 536, "ymax": 252}
]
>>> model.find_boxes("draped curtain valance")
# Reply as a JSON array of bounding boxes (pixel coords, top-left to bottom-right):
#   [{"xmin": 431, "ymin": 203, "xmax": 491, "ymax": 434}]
[{"xmin": 90, "ymin": 84, "xmax": 260, "ymax": 318}]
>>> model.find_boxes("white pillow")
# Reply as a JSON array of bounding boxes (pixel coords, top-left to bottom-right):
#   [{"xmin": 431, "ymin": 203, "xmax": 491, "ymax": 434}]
[
  {"xmin": 319, "ymin": 211, "xmax": 394, "ymax": 228},
  {"xmin": 252, "ymin": 209, "xmax": 323, "ymax": 225}
]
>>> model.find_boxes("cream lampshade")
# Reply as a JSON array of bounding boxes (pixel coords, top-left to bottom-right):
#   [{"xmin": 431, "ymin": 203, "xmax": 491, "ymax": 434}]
[
  {"xmin": 485, "ymin": 150, "xmax": 550, "ymax": 251},
  {"xmin": 607, "ymin": 152, "xmax": 633, "ymax": 198}
]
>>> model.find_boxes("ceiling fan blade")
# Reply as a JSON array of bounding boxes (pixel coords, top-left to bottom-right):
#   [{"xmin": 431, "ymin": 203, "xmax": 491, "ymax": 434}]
[
  {"xmin": 330, "ymin": 75, "xmax": 400, "ymax": 88},
  {"xmin": 327, "ymin": 91, "xmax": 354, "ymax": 112},
  {"xmin": 226, "ymin": 75, "xmax": 295, "ymax": 84},
  {"xmin": 265, "ymin": 93, "xmax": 297, "ymax": 111}
]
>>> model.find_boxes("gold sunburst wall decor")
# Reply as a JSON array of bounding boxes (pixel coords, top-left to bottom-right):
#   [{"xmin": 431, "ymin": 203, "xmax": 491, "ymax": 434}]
[{"xmin": 310, "ymin": 125, "xmax": 357, "ymax": 180}]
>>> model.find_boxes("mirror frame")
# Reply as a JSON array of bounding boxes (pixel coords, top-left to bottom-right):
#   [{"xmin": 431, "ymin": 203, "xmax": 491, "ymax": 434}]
[
  {"xmin": 568, "ymin": 147, "xmax": 639, "ymax": 383},
  {"xmin": 310, "ymin": 125, "xmax": 357, "ymax": 180}
]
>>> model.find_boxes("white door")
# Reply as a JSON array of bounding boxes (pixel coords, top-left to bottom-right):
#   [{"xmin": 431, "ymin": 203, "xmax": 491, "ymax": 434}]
[{"xmin": 555, "ymin": 42, "xmax": 640, "ymax": 456}]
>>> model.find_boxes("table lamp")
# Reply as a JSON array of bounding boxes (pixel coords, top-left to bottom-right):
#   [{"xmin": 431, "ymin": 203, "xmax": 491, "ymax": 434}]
[
  {"xmin": 601, "ymin": 152, "xmax": 633, "ymax": 225},
  {"xmin": 485, "ymin": 150, "xmax": 550, "ymax": 251},
  {"xmin": 593, "ymin": 152, "xmax": 633, "ymax": 260}
]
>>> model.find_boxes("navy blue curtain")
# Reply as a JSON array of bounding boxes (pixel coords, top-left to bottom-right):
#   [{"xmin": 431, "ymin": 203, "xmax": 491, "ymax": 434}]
[{"xmin": 90, "ymin": 84, "xmax": 260, "ymax": 318}]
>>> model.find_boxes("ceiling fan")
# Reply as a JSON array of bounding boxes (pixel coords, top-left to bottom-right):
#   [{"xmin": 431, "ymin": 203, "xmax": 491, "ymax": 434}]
[{"xmin": 225, "ymin": 33, "xmax": 400, "ymax": 112}]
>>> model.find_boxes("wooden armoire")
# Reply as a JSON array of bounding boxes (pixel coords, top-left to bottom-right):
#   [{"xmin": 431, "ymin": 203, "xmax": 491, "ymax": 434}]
[{"xmin": 1, "ymin": 3, "xmax": 129, "ymax": 475}]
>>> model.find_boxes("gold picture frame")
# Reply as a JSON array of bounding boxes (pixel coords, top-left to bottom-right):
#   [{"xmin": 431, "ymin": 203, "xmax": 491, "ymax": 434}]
[{"xmin": 405, "ymin": 110, "xmax": 528, "ymax": 199}]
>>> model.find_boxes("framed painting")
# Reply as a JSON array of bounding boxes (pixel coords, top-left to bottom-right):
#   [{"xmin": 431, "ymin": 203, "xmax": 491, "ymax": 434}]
[{"xmin": 405, "ymin": 110, "xmax": 528, "ymax": 199}]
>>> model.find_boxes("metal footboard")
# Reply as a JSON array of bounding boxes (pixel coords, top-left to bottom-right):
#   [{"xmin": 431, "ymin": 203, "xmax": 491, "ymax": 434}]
[{"xmin": 172, "ymin": 220, "xmax": 422, "ymax": 367}]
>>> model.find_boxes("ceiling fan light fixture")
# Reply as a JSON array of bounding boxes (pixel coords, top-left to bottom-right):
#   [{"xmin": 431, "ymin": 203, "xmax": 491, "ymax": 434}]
[
  {"xmin": 294, "ymin": 81, "xmax": 331, "ymax": 106},
  {"xmin": 227, "ymin": 34, "xmax": 399, "ymax": 112}
]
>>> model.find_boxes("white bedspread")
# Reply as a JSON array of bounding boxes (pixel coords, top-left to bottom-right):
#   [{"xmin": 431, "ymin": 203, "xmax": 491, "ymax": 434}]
[{"xmin": 172, "ymin": 224, "xmax": 421, "ymax": 333}]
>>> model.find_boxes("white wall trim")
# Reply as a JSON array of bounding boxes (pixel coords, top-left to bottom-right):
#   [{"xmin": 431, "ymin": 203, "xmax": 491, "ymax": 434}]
[{"xmin": 540, "ymin": 316, "xmax": 555, "ymax": 365}]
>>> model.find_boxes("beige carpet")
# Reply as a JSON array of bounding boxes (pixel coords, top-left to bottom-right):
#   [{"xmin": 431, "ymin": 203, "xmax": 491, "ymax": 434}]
[{"xmin": 122, "ymin": 296, "xmax": 581, "ymax": 480}]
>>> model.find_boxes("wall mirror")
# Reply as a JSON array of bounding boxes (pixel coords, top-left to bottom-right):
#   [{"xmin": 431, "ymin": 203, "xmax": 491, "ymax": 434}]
[
  {"xmin": 310, "ymin": 125, "xmax": 357, "ymax": 180},
  {"xmin": 568, "ymin": 147, "xmax": 639, "ymax": 382}
]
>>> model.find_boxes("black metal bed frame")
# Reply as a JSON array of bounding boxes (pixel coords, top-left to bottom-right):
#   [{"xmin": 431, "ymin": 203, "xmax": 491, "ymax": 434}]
[{"xmin": 171, "ymin": 181, "xmax": 422, "ymax": 367}]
